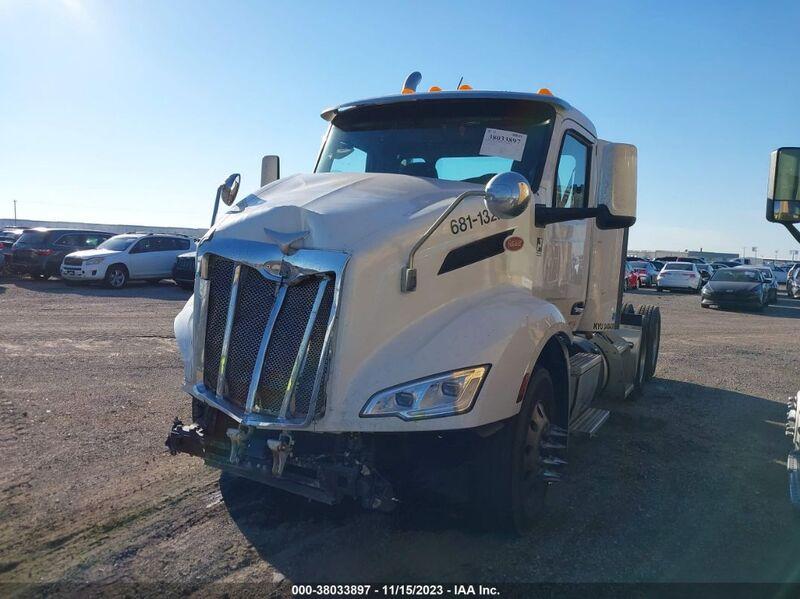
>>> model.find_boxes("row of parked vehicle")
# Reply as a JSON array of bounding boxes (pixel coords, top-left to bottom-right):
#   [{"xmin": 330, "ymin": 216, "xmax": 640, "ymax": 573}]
[
  {"xmin": 623, "ymin": 255, "xmax": 800, "ymax": 310},
  {"xmin": 0, "ymin": 227, "xmax": 197, "ymax": 290}
]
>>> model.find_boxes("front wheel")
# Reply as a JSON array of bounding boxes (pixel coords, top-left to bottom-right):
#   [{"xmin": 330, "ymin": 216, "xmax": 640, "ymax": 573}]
[
  {"xmin": 104, "ymin": 265, "xmax": 128, "ymax": 289},
  {"xmin": 472, "ymin": 367, "xmax": 559, "ymax": 532}
]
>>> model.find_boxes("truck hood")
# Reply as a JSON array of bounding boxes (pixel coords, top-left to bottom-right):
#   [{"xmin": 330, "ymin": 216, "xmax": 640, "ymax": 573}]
[{"xmin": 212, "ymin": 172, "xmax": 479, "ymax": 252}]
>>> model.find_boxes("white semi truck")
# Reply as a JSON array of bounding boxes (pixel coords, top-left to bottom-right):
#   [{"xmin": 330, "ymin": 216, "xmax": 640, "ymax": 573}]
[
  {"xmin": 166, "ymin": 74, "xmax": 662, "ymax": 531},
  {"xmin": 765, "ymin": 147, "xmax": 800, "ymax": 506}
]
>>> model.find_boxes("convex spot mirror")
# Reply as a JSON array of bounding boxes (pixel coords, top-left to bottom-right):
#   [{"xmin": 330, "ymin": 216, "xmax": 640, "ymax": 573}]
[
  {"xmin": 767, "ymin": 147, "xmax": 800, "ymax": 223},
  {"xmin": 483, "ymin": 172, "xmax": 532, "ymax": 219},
  {"xmin": 220, "ymin": 173, "xmax": 241, "ymax": 206}
]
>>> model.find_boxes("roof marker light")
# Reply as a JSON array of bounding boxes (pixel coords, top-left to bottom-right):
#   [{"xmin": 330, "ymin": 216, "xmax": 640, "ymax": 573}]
[
  {"xmin": 429, "ymin": 86, "xmax": 442, "ymax": 92},
  {"xmin": 401, "ymin": 71, "xmax": 422, "ymax": 94},
  {"xmin": 537, "ymin": 88, "xmax": 553, "ymax": 96},
  {"xmin": 458, "ymin": 83, "xmax": 472, "ymax": 90}
]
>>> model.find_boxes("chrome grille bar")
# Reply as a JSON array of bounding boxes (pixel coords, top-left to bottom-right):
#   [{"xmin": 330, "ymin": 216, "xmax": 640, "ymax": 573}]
[
  {"xmin": 279, "ymin": 277, "xmax": 330, "ymax": 418},
  {"xmin": 305, "ymin": 277, "xmax": 341, "ymax": 422},
  {"xmin": 216, "ymin": 264, "xmax": 242, "ymax": 398},
  {"xmin": 245, "ymin": 285, "xmax": 288, "ymax": 412}
]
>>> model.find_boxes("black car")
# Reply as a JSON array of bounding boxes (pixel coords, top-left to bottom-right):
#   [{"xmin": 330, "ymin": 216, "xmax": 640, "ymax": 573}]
[
  {"xmin": 172, "ymin": 251, "xmax": 196, "ymax": 290},
  {"xmin": 700, "ymin": 268, "xmax": 768, "ymax": 310},
  {"xmin": 10, "ymin": 228, "xmax": 114, "ymax": 279}
]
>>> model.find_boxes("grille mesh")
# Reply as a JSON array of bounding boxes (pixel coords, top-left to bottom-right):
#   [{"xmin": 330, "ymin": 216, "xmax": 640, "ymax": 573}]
[
  {"xmin": 201, "ymin": 253, "xmax": 335, "ymax": 423},
  {"xmin": 63, "ymin": 256, "xmax": 82, "ymax": 267},
  {"xmin": 254, "ymin": 278, "xmax": 321, "ymax": 415},
  {"xmin": 202, "ymin": 256, "xmax": 235, "ymax": 392},
  {"xmin": 224, "ymin": 266, "xmax": 277, "ymax": 407}
]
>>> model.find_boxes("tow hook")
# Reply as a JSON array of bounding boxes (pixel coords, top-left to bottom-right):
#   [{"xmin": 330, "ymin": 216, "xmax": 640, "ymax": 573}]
[
  {"xmin": 267, "ymin": 432, "xmax": 294, "ymax": 477},
  {"xmin": 226, "ymin": 426, "xmax": 252, "ymax": 465}
]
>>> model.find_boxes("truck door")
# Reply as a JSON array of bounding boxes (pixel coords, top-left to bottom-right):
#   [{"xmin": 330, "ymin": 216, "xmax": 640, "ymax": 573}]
[{"xmin": 541, "ymin": 128, "xmax": 594, "ymax": 327}]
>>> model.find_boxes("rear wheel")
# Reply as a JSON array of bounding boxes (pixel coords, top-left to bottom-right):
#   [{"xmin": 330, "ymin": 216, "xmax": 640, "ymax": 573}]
[
  {"xmin": 104, "ymin": 265, "xmax": 128, "ymax": 289},
  {"xmin": 473, "ymin": 367, "xmax": 559, "ymax": 532},
  {"xmin": 637, "ymin": 305, "xmax": 661, "ymax": 381}
]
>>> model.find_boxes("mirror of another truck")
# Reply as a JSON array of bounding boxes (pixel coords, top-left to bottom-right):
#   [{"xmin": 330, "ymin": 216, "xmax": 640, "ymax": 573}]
[{"xmin": 767, "ymin": 147, "xmax": 800, "ymax": 224}]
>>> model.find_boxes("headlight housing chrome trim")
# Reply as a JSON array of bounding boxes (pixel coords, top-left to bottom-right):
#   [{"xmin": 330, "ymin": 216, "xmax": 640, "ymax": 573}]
[{"xmin": 360, "ymin": 365, "xmax": 490, "ymax": 421}]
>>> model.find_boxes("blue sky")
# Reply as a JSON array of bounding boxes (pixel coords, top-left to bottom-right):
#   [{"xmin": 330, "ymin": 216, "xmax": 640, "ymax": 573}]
[{"xmin": 1, "ymin": 0, "xmax": 799, "ymax": 257}]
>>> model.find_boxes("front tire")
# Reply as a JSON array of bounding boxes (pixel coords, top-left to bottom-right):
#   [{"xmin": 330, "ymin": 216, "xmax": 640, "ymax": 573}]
[
  {"xmin": 104, "ymin": 265, "xmax": 128, "ymax": 289},
  {"xmin": 473, "ymin": 367, "xmax": 557, "ymax": 532}
]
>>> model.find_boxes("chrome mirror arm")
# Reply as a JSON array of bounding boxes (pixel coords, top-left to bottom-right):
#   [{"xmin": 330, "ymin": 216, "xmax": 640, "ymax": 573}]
[{"xmin": 401, "ymin": 190, "xmax": 487, "ymax": 293}]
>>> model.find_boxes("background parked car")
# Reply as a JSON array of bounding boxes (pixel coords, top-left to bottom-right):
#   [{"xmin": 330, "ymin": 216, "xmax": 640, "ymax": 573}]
[
  {"xmin": 623, "ymin": 262, "xmax": 639, "ymax": 291},
  {"xmin": 628, "ymin": 260, "xmax": 658, "ymax": 287},
  {"xmin": 172, "ymin": 251, "xmax": 196, "ymax": 290},
  {"xmin": 788, "ymin": 267, "xmax": 800, "ymax": 299},
  {"xmin": 771, "ymin": 265, "xmax": 788, "ymax": 285},
  {"xmin": 738, "ymin": 266, "xmax": 778, "ymax": 304},
  {"xmin": 658, "ymin": 256, "xmax": 713, "ymax": 284},
  {"xmin": 10, "ymin": 228, "xmax": 113, "ymax": 279},
  {"xmin": 650, "ymin": 259, "xmax": 665, "ymax": 272},
  {"xmin": 701, "ymin": 267, "xmax": 768, "ymax": 310},
  {"xmin": 61, "ymin": 233, "xmax": 196, "ymax": 289},
  {"xmin": 0, "ymin": 230, "xmax": 24, "ymax": 274},
  {"xmin": 656, "ymin": 262, "xmax": 703, "ymax": 292}
]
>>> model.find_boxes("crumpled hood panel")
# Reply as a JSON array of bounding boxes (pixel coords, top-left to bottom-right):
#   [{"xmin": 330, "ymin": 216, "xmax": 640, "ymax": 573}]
[{"xmin": 211, "ymin": 172, "xmax": 479, "ymax": 252}]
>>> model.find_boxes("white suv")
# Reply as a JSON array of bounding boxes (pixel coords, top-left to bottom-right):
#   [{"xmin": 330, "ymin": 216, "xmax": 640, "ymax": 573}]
[{"xmin": 61, "ymin": 233, "xmax": 196, "ymax": 289}]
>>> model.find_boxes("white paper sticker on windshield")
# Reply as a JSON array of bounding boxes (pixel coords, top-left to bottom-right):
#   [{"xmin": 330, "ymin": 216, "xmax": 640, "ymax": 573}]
[{"xmin": 480, "ymin": 128, "xmax": 527, "ymax": 161}]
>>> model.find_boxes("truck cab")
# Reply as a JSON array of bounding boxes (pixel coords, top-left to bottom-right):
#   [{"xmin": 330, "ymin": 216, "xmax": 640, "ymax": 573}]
[{"xmin": 167, "ymin": 77, "xmax": 660, "ymax": 531}]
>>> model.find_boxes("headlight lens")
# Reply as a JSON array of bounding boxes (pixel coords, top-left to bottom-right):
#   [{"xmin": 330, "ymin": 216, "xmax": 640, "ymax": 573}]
[
  {"xmin": 84, "ymin": 257, "xmax": 105, "ymax": 265},
  {"xmin": 361, "ymin": 366, "xmax": 489, "ymax": 421}
]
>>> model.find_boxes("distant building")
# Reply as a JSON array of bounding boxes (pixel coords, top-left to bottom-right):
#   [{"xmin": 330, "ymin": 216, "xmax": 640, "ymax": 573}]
[{"xmin": 0, "ymin": 218, "xmax": 206, "ymax": 239}]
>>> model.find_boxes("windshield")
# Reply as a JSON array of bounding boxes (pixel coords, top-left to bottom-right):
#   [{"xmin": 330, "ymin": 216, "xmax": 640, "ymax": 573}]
[
  {"xmin": 316, "ymin": 99, "xmax": 556, "ymax": 186},
  {"xmin": 665, "ymin": 263, "xmax": 693, "ymax": 271},
  {"xmin": 98, "ymin": 236, "xmax": 136, "ymax": 251},
  {"xmin": 712, "ymin": 270, "xmax": 761, "ymax": 282}
]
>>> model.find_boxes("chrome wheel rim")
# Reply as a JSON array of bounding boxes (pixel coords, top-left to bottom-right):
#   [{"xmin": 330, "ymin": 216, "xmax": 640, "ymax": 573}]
[{"xmin": 109, "ymin": 270, "xmax": 124, "ymax": 287}]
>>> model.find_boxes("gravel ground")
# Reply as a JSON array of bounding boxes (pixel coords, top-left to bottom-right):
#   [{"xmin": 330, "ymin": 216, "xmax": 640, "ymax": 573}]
[{"xmin": 0, "ymin": 278, "xmax": 799, "ymax": 593}]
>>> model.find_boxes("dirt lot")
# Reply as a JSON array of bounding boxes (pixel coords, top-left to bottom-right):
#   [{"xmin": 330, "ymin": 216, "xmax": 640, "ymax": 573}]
[{"xmin": 1, "ymin": 278, "xmax": 799, "ymax": 593}]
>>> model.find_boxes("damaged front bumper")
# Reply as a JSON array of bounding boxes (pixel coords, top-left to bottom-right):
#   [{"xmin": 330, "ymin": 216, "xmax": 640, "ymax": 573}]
[{"xmin": 166, "ymin": 419, "xmax": 397, "ymax": 511}]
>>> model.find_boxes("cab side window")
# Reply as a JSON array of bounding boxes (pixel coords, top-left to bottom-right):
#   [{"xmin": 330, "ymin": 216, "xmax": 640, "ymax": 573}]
[{"xmin": 553, "ymin": 132, "xmax": 590, "ymax": 209}]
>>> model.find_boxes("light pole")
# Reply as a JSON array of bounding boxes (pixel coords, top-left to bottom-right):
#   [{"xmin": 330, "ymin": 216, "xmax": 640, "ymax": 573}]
[{"xmin": 13, "ymin": 199, "xmax": 17, "ymax": 226}]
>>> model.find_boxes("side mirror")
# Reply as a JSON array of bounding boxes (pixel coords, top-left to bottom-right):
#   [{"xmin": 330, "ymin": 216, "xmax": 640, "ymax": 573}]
[
  {"xmin": 210, "ymin": 173, "xmax": 241, "ymax": 228},
  {"xmin": 483, "ymin": 172, "xmax": 532, "ymax": 219},
  {"xmin": 596, "ymin": 141, "xmax": 637, "ymax": 229},
  {"xmin": 261, "ymin": 155, "xmax": 281, "ymax": 186},
  {"xmin": 220, "ymin": 173, "xmax": 241, "ymax": 206},
  {"xmin": 767, "ymin": 147, "xmax": 800, "ymax": 223}
]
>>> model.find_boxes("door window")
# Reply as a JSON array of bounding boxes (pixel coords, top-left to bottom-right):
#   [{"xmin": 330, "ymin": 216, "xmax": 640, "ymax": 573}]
[
  {"xmin": 83, "ymin": 234, "xmax": 106, "ymax": 248},
  {"xmin": 131, "ymin": 238, "xmax": 154, "ymax": 253},
  {"xmin": 55, "ymin": 234, "xmax": 83, "ymax": 246},
  {"xmin": 553, "ymin": 132, "xmax": 591, "ymax": 208}
]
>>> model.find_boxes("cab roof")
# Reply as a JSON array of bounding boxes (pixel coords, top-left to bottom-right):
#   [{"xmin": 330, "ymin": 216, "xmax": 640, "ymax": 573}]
[{"xmin": 321, "ymin": 90, "xmax": 597, "ymax": 137}]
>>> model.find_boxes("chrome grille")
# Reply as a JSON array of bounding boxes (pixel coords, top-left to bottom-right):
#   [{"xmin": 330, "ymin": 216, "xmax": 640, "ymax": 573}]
[
  {"xmin": 200, "ymin": 253, "xmax": 337, "ymax": 425},
  {"xmin": 202, "ymin": 256, "xmax": 235, "ymax": 393},
  {"xmin": 63, "ymin": 256, "xmax": 83, "ymax": 267},
  {"xmin": 224, "ymin": 266, "xmax": 277, "ymax": 407}
]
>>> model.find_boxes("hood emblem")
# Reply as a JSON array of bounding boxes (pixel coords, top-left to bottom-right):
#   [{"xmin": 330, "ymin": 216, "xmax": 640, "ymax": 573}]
[{"xmin": 263, "ymin": 228, "xmax": 309, "ymax": 255}]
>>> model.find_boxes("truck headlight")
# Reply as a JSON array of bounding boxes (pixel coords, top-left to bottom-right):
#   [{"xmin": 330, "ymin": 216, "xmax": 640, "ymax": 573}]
[
  {"xmin": 360, "ymin": 366, "xmax": 489, "ymax": 421},
  {"xmin": 84, "ymin": 257, "xmax": 105, "ymax": 265}
]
